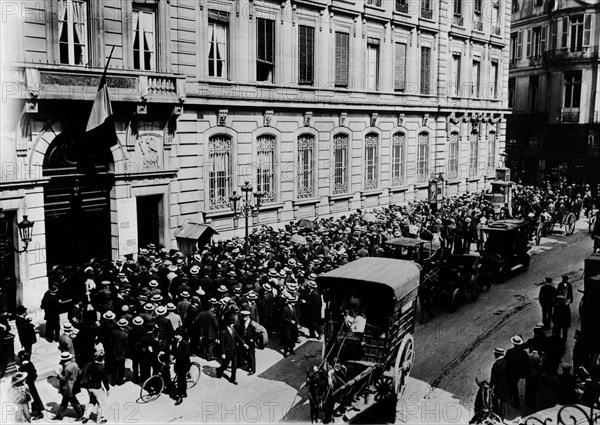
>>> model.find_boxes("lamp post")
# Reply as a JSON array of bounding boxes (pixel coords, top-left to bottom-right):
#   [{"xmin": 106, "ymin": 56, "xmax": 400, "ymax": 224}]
[
  {"xmin": 0, "ymin": 208, "xmax": 34, "ymax": 375},
  {"xmin": 229, "ymin": 182, "xmax": 264, "ymax": 250}
]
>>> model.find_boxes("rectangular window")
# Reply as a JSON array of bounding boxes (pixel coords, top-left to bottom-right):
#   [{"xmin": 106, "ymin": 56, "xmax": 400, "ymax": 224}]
[
  {"xmin": 417, "ymin": 132, "xmax": 429, "ymax": 183},
  {"xmin": 420, "ymin": 46, "xmax": 431, "ymax": 94},
  {"xmin": 364, "ymin": 134, "xmax": 378, "ymax": 190},
  {"xmin": 391, "ymin": 133, "xmax": 405, "ymax": 186},
  {"xmin": 529, "ymin": 75, "xmax": 539, "ymax": 113},
  {"xmin": 448, "ymin": 132, "xmax": 459, "ymax": 180},
  {"xmin": 487, "ymin": 132, "xmax": 496, "ymax": 174},
  {"xmin": 298, "ymin": 135, "xmax": 315, "ymax": 198},
  {"xmin": 208, "ymin": 136, "xmax": 232, "ymax": 210},
  {"xmin": 132, "ymin": 8, "xmax": 156, "ymax": 71},
  {"xmin": 333, "ymin": 135, "xmax": 348, "ymax": 194},
  {"xmin": 335, "ymin": 32, "xmax": 349, "ymax": 87},
  {"xmin": 366, "ymin": 39, "xmax": 379, "ymax": 90},
  {"xmin": 394, "ymin": 42, "xmax": 407, "ymax": 92},
  {"xmin": 257, "ymin": 18, "xmax": 275, "ymax": 82},
  {"xmin": 451, "ymin": 54, "xmax": 461, "ymax": 96},
  {"xmin": 471, "ymin": 60, "xmax": 480, "ymax": 98},
  {"xmin": 208, "ymin": 11, "xmax": 228, "ymax": 78},
  {"xmin": 469, "ymin": 132, "xmax": 479, "ymax": 177},
  {"xmin": 491, "ymin": 61, "xmax": 499, "ymax": 99},
  {"xmin": 526, "ymin": 28, "xmax": 532, "ymax": 57},
  {"xmin": 532, "ymin": 27, "xmax": 541, "ymax": 58},
  {"xmin": 510, "ymin": 33, "xmax": 518, "ymax": 61},
  {"xmin": 550, "ymin": 20, "xmax": 557, "ymax": 50},
  {"xmin": 421, "ymin": 0, "xmax": 433, "ymax": 19},
  {"xmin": 517, "ymin": 30, "xmax": 523, "ymax": 59},
  {"xmin": 561, "ymin": 17, "xmax": 568, "ymax": 48},
  {"xmin": 454, "ymin": 0, "xmax": 462, "ymax": 16},
  {"xmin": 583, "ymin": 14, "xmax": 592, "ymax": 46},
  {"xmin": 564, "ymin": 71, "xmax": 582, "ymax": 109},
  {"xmin": 570, "ymin": 16, "xmax": 584, "ymax": 52},
  {"xmin": 508, "ymin": 77, "xmax": 516, "ymax": 109},
  {"xmin": 257, "ymin": 136, "xmax": 276, "ymax": 203},
  {"xmin": 298, "ymin": 25, "xmax": 314, "ymax": 85},
  {"xmin": 474, "ymin": 0, "xmax": 482, "ymax": 13},
  {"xmin": 58, "ymin": 0, "xmax": 89, "ymax": 66},
  {"xmin": 396, "ymin": 0, "xmax": 409, "ymax": 13},
  {"xmin": 366, "ymin": 0, "xmax": 382, "ymax": 5},
  {"xmin": 492, "ymin": 0, "xmax": 500, "ymax": 29}
]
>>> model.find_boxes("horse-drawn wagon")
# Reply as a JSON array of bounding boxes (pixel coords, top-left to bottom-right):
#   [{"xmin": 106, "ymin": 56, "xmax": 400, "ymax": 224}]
[{"xmin": 306, "ymin": 258, "xmax": 420, "ymax": 423}]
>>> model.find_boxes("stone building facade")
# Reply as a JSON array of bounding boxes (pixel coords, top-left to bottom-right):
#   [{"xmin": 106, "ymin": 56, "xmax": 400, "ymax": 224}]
[
  {"xmin": 506, "ymin": 0, "xmax": 600, "ymax": 186},
  {"xmin": 1, "ymin": 0, "xmax": 510, "ymax": 312}
]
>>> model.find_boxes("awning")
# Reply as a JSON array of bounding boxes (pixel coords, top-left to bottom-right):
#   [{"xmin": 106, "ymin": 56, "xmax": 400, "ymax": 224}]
[{"xmin": 174, "ymin": 222, "xmax": 218, "ymax": 256}]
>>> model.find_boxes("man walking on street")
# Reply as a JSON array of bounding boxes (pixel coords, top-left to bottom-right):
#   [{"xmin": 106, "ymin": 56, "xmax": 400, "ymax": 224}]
[
  {"xmin": 539, "ymin": 277, "xmax": 556, "ymax": 329},
  {"xmin": 81, "ymin": 351, "xmax": 110, "ymax": 424},
  {"xmin": 15, "ymin": 305, "xmax": 37, "ymax": 354},
  {"xmin": 216, "ymin": 319, "xmax": 238, "ymax": 385},
  {"xmin": 111, "ymin": 318, "xmax": 129, "ymax": 386},
  {"xmin": 238, "ymin": 311, "xmax": 256, "ymax": 375},
  {"xmin": 552, "ymin": 295, "xmax": 571, "ymax": 342},
  {"xmin": 53, "ymin": 352, "xmax": 84, "ymax": 421},
  {"xmin": 556, "ymin": 275, "xmax": 573, "ymax": 305},
  {"xmin": 17, "ymin": 350, "xmax": 44, "ymax": 420}
]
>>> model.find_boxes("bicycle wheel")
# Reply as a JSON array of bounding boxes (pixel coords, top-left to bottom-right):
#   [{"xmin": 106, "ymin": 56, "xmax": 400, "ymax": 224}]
[
  {"xmin": 565, "ymin": 213, "xmax": 576, "ymax": 235},
  {"xmin": 140, "ymin": 374, "xmax": 164, "ymax": 403},
  {"xmin": 186, "ymin": 362, "xmax": 202, "ymax": 389}
]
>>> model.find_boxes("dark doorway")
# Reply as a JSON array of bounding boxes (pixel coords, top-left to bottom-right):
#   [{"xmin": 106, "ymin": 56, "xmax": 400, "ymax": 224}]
[
  {"xmin": 137, "ymin": 195, "xmax": 162, "ymax": 249},
  {"xmin": 0, "ymin": 210, "xmax": 18, "ymax": 314},
  {"xmin": 43, "ymin": 132, "xmax": 114, "ymax": 269}
]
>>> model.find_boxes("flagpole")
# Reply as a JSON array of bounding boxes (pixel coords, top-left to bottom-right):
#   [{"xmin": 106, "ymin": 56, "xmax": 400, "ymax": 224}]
[{"xmin": 102, "ymin": 45, "xmax": 116, "ymax": 79}]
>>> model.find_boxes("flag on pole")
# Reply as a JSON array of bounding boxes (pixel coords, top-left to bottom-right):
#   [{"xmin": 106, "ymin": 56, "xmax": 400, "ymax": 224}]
[
  {"xmin": 84, "ymin": 46, "xmax": 117, "ymax": 148},
  {"xmin": 86, "ymin": 72, "xmax": 113, "ymax": 132}
]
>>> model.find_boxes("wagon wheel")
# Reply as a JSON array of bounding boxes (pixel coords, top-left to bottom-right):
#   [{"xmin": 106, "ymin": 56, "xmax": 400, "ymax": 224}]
[
  {"xmin": 468, "ymin": 273, "xmax": 480, "ymax": 302},
  {"xmin": 450, "ymin": 287, "xmax": 461, "ymax": 312},
  {"xmin": 565, "ymin": 213, "xmax": 576, "ymax": 236},
  {"xmin": 393, "ymin": 334, "xmax": 414, "ymax": 396},
  {"xmin": 374, "ymin": 375, "xmax": 394, "ymax": 401}
]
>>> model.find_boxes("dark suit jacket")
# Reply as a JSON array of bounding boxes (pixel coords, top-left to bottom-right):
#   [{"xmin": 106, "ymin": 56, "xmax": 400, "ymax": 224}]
[
  {"xmin": 220, "ymin": 328, "xmax": 237, "ymax": 355},
  {"xmin": 15, "ymin": 316, "xmax": 37, "ymax": 348},
  {"xmin": 40, "ymin": 291, "xmax": 60, "ymax": 319},
  {"xmin": 172, "ymin": 339, "xmax": 191, "ymax": 373},
  {"xmin": 155, "ymin": 316, "xmax": 174, "ymax": 341},
  {"xmin": 197, "ymin": 310, "xmax": 219, "ymax": 339},
  {"xmin": 111, "ymin": 328, "xmax": 129, "ymax": 361}
]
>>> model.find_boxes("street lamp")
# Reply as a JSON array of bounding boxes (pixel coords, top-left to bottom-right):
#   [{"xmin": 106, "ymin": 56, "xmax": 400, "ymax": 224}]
[
  {"xmin": 229, "ymin": 181, "xmax": 264, "ymax": 249},
  {"xmin": 0, "ymin": 208, "xmax": 34, "ymax": 253}
]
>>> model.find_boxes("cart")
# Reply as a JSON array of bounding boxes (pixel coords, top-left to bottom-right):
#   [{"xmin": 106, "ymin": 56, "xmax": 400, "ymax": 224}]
[
  {"xmin": 536, "ymin": 209, "xmax": 577, "ymax": 243},
  {"xmin": 383, "ymin": 237, "xmax": 435, "ymax": 263},
  {"xmin": 306, "ymin": 258, "xmax": 420, "ymax": 423},
  {"xmin": 480, "ymin": 219, "xmax": 532, "ymax": 283},
  {"xmin": 438, "ymin": 254, "xmax": 483, "ymax": 311}
]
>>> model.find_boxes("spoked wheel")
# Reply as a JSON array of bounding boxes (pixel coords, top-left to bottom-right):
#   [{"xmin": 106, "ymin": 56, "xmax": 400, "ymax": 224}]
[
  {"xmin": 187, "ymin": 361, "xmax": 202, "ymax": 389},
  {"xmin": 140, "ymin": 375, "xmax": 164, "ymax": 403},
  {"xmin": 393, "ymin": 334, "xmax": 414, "ymax": 396},
  {"xmin": 450, "ymin": 287, "xmax": 461, "ymax": 312},
  {"xmin": 565, "ymin": 213, "xmax": 576, "ymax": 235}
]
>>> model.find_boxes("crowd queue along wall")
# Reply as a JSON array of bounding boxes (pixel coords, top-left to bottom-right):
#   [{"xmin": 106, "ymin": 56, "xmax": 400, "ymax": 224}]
[{"xmin": 582, "ymin": 254, "xmax": 600, "ymax": 354}]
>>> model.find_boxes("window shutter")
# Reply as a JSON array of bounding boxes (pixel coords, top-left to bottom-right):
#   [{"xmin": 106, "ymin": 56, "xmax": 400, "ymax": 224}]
[
  {"xmin": 517, "ymin": 30, "xmax": 523, "ymax": 59},
  {"xmin": 299, "ymin": 25, "xmax": 314, "ymax": 85},
  {"xmin": 266, "ymin": 20, "xmax": 273, "ymax": 63},
  {"xmin": 583, "ymin": 14, "xmax": 591, "ymax": 46},
  {"xmin": 541, "ymin": 25, "xmax": 547, "ymax": 53},
  {"xmin": 526, "ymin": 28, "xmax": 532, "ymax": 57},
  {"xmin": 335, "ymin": 32, "xmax": 349, "ymax": 87},
  {"xmin": 561, "ymin": 17, "xmax": 568, "ymax": 48},
  {"xmin": 257, "ymin": 19, "xmax": 266, "ymax": 62},
  {"xmin": 394, "ymin": 43, "xmax": 407, "ymax": 91},
  {"xmin": 208, "ymin": 10, "xmax": 229, "ymax": 23},
  {"xmin": 420, "ymin": 47, "xmax": 431, "ymax": 94}
]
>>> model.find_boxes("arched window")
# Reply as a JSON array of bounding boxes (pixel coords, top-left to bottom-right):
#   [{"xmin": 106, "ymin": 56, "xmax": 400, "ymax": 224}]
[
  {"xmin": 469, "ymin": 130, "xmax": 479, "ymax": 177},
  {"xmin": 208, "ymin": 135, "xmax": 232, "ymax": 209},
  {"xmin": 417, "ymin": 132, "xmax": 429, "ymax": 183},
  {"xmin": 257, "ymin": 135, "xmax": 275, "ymax": 202},
  {"xmin": 364, "ymin": 133, "xmax": 379, "ymax": 190},
  {"xmin": 448, "ymin": 131, "xmax": 459, "ymax": 180},
  {"xmin": 487, "ymin": 131, "xmax": 496, "ymax": 174},
  {"xmin": 298, "ymin": 134, "xmax": 315, "ymax": 198},
  {"xmin": 333, "ymin": 134, "xmax": 348, "ymax": 194},
  {"xmin": 391, "ymin": 132, "xmax": 405, "ymax": 186}
]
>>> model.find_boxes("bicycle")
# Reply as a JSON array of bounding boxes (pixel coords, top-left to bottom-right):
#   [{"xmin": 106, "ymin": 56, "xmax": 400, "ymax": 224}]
[{"xmin": 139, "ymin": 358, "xmax": 202, "ymax": 403}]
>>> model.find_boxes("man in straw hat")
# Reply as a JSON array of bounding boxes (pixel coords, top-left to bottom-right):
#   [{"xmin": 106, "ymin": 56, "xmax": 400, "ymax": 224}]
[
  {"xmin": 81, "ymin": 350, "xmax": 109, "ymax": 424},
  {"xmin": 17, "ymin": 350, "xmax": 44, "ymax": 420},
  {"xmin": 504, "ymin": 335, "xmax": 529, "ymax": 409},
  {"xmin": 58, "ymin": 322, "xmax": 75, "ymax": 355},
  {"xmin": 53, "ymin": 352, "xmax": 84, "ymax": 421},
  {"xmin": 6, "ymin": 371, "xmax": 32, "ymax": 423},
  {"xmin": 216, "ymin": 317, "xmax": 239, "ymax": 385},
  {"xmin": 111, "ymin": 318, "xmax": 129, "ymax": 386},
  {"xmin": 281, "ymin": 294, "xmax": 299, "ymax": 357}
]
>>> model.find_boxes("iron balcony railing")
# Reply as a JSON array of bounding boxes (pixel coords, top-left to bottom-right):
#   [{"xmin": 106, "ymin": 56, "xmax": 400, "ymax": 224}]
[
  {"xmin": 561, "ymin": 111, "xmax": 580, "ymax": 123},
  {"xmin": 492, "ymin": 26, "xmax": 501, "ymax": 35},
  {"xmin": 453, "ymin": 15, "xmax": 464, "ymax": 26},
  {"xmin": 473, "ymin": 20, "xmax": 483, "ymax": 31},
  {"xmin": 421, "ymin": 7, "xmax": 433, "ymax": 19}
]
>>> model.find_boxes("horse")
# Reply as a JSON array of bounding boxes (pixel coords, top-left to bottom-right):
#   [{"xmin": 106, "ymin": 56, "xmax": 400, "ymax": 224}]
[
  {"xmin": 470, "ymin": 378, "xmax": 501, "ymax": 424},
  {"xmin": 418, "ymin": 267, "xmax": 440, "ymax": 324},
  {"xmin": 306, "ymin": 363, "xmax": 347, "ymax": 423}
]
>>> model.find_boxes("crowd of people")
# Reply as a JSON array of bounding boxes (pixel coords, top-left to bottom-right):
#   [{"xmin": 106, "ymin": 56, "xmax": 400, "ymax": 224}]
[{"xmin": 4, "ymin": 181, "xmax": 600, "ymax": 422}]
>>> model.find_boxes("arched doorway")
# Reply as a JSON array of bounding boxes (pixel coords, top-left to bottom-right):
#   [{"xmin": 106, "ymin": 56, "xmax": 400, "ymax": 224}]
[{"xmin": 43, "ymin": 131, "xmax": 115, "ymax": 268}]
